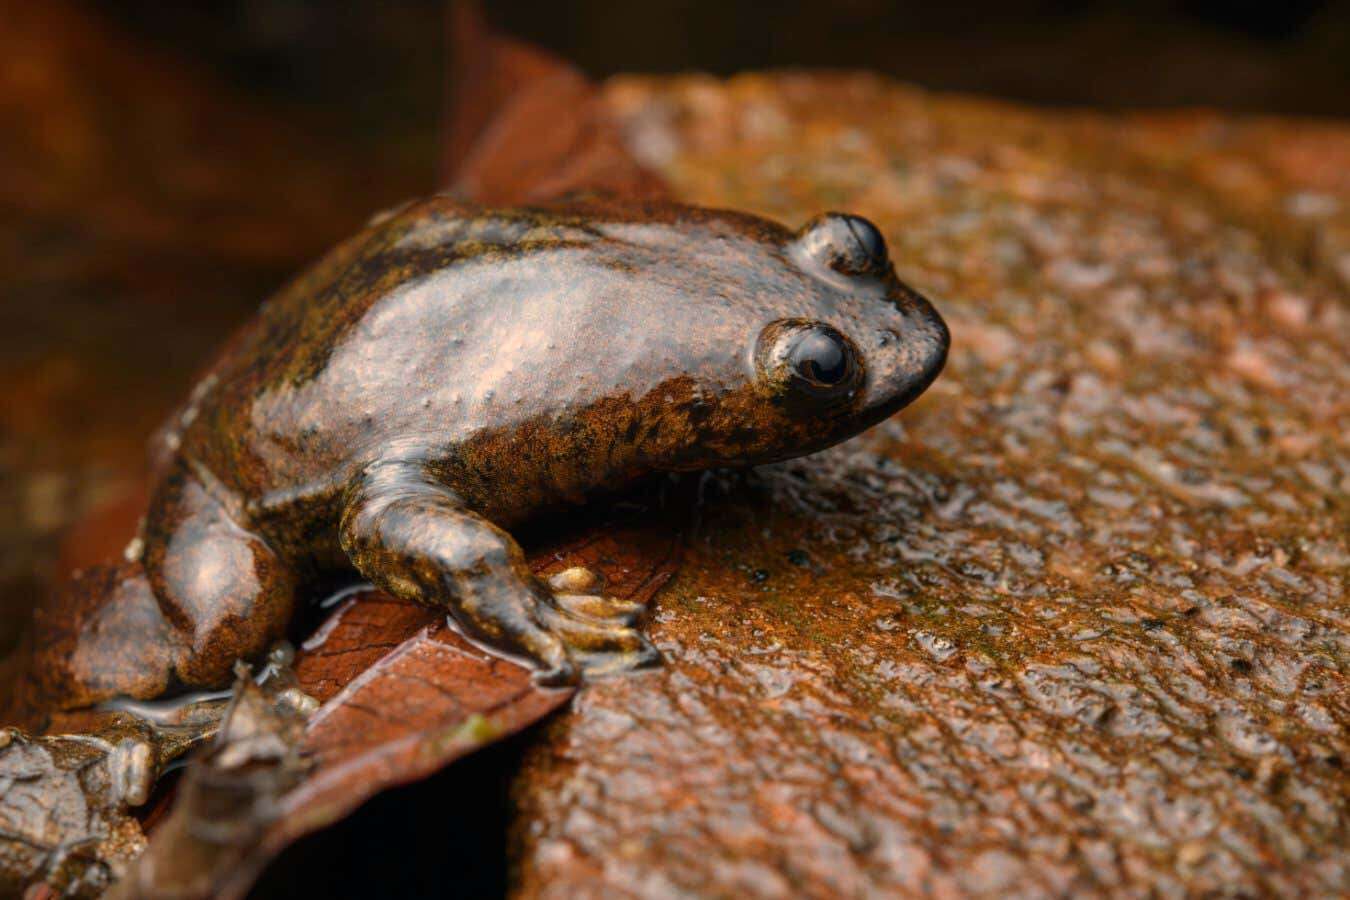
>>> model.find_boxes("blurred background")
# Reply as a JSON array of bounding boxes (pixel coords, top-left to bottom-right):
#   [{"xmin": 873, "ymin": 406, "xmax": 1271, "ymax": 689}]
[{"xmin": 93, "ymin": 0, "xmax": 1350, "ymax": 119}]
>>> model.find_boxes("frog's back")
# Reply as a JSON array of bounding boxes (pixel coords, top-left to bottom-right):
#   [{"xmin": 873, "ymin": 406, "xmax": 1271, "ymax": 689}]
[
  {"xmin": 166, "ymin": 201, "xmax": 537, "ymax": 496},
  {"xmin": 167, "ymin": 198, "xmax": 680, "ymax": 512},
  {"xmin": 210, "ymin": 199, "xmax": 571, "ymax": 401}
]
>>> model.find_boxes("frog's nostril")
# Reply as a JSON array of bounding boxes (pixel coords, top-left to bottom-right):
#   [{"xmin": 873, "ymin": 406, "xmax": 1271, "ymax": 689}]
[{"xmin": 878, "ymin": 327, "xmax": 902, "ymax": 348}]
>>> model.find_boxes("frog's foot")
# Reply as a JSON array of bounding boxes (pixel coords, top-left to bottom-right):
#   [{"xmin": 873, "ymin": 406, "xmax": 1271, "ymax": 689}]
[
  {"xmin": 535, "ymin": 598, "xmax": 660, "ymax": 685},
  {"xmin": 340, "ymin": 467, "xmax": 659, "ymax": 687},
  {"xmin": 453, "ymin": 582, "xmax": 657, "ymax": 687}
]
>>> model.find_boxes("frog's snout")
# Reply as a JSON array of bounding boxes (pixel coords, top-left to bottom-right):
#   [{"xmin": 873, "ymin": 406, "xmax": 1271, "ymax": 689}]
[{"xmin": 859, "ymin": 281, "xmax": 949, "ymax": 421}]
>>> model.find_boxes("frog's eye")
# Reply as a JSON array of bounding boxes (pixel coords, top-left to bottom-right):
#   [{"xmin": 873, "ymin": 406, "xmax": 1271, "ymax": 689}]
[
  {"xmin": 757, "ymin": 319, "xmax": 862, "ymax": 406},
  {"xmin": 794, "ymin": 213, "xmax": 890, "ymax": 277},
  {"xmin": 788, "ymin": 327, "xmax": 851, "ymax": 386}
]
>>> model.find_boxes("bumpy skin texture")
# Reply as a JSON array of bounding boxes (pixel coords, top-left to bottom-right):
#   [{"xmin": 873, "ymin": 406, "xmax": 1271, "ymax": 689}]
[{"xmin": 23, "ymin": 197, "xmax": 948, "ymax": 707}]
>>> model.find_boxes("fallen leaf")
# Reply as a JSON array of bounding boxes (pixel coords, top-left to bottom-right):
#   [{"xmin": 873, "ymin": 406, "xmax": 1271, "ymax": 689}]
[{"xmin": 440, "ymin": 1, "xmax": 667, "ymax": 203}]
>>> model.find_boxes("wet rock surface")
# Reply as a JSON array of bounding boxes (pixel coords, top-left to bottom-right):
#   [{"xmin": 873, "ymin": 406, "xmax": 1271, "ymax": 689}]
[{"xmin": 511, "ymin": 74, "xmax": 1349, "ymax": 898}]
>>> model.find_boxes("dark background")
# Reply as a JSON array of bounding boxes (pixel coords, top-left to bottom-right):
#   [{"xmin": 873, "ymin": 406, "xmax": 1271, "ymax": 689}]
[{"xmin": 99, "ymin": 0, "xmax": 1350, "ymax": 124}]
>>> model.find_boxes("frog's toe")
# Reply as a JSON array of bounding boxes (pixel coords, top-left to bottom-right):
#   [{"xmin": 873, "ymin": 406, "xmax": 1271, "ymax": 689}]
[
  {"xmin": 531, "ymin": 656, "xmax": 579, "ymax": 687},
  {"xmin": 547, "ymin": 566, "xmax": 600, "ymax": 594},
  {"xmin": 538, "ymin": 605, "xmax": 662, "ymax": 678},
  {"xmin": 571, "ymin": 636, "xmax": 662, "ymax": 678},
  {"xmin": 478, "ymin": 595, "xmax": 575, "ymax": 685},
  {"xmin": 552, "ymin": 592, "xmax": 644, "ymax": 626}
]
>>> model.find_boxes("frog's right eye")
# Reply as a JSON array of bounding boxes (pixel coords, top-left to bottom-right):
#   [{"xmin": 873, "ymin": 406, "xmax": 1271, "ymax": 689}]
[
  {"xmin": 756, "ymin": 319, "xmax": 862, "ymax": 407},
  {"xmin": 794, "ymin": 213, "xmax": 890, "ymax": 277}
]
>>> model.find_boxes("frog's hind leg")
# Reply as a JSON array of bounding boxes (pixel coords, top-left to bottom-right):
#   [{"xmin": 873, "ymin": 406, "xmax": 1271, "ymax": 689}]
[
  {"xmin": 12, "ymin": 465, "xmax": 296, "ymax": 717},
  {"xmin": 139, "ymin": 463, "xmax": 298, "ymax": 691}
]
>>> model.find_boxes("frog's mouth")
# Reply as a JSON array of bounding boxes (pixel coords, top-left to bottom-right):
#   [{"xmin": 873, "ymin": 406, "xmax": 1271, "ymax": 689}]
[{"xmin": 853, "ymin": 289, "xmax": 950, "ymax": 430}]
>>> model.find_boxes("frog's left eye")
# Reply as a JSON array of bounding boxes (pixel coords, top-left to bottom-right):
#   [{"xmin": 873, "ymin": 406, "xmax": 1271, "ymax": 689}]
[
  {"xmin": 757, "ymin": 319, "xmax": 862, "ymax": 406},
  {"xmin": 794, "ymin": 213, "xmax": 890, "ymax": 277}
]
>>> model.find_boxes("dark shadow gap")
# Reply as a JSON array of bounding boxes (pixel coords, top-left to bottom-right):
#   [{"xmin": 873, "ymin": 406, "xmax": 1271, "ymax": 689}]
[{"xmin": 248, "ymin": 721, "xmax": 545, "ymax": 900}]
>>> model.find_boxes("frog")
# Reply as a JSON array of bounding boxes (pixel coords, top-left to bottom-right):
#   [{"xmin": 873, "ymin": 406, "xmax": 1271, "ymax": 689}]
[{"xmin": 17, "ymin": 196, "xmax": 949, "ymax": 712}]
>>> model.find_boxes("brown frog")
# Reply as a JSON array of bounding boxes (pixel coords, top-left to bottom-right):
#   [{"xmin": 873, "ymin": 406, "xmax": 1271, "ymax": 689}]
[{"xmin": 18, "ymin": 197, "xmax": 948, "ymax": 711}]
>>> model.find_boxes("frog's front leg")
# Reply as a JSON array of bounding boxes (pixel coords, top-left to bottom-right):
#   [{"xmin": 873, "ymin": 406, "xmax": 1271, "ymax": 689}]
[{"xmin": 339, "ymin": 459, "xmax": 658, "ymax": 685}]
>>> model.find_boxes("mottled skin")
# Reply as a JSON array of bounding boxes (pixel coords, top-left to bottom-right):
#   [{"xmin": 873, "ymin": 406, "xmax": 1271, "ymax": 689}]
[{"xmin": 19, "ymin": 197, "xmax": 948, "ymax": 711}]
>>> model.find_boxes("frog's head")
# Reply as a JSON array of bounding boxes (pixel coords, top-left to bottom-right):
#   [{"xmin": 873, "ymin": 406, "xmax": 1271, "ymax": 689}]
[{"xmin": 645, "ymin": 210, "xmax": 949, "ymax": 469}]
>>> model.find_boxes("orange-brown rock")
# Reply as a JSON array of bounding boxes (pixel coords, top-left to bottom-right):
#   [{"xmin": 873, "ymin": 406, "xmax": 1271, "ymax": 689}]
[{"xmin": 509, "ymin": 74, "xmax": 1349, "ymax": 898}]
